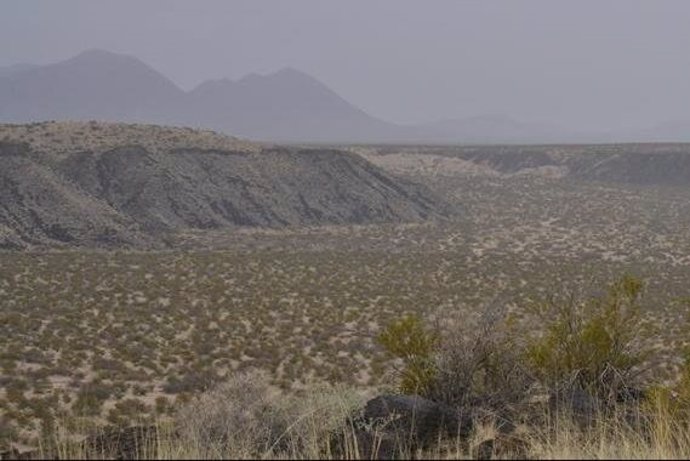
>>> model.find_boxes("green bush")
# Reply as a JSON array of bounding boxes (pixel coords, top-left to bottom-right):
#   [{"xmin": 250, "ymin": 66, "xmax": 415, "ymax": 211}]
[
  {"xmin": 377, "ymin": 314, "xmax": 438, "ymax": 395},
  {"xmin": 525, "ymin": 274, "xmax": 647, "ymax": 401}
]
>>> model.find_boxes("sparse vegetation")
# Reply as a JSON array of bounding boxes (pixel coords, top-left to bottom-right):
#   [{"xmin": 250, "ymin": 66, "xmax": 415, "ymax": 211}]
[
  {"xmin": 0, "ymin": 120, "xmax": 260, "ymax": 156},
  {"xmin": 3, "ymin": 137, "xmax": 690, "ymax": 458}
]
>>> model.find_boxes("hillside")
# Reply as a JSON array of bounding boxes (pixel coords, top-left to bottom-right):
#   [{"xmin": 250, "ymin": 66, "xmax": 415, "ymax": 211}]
[
  {"xmin": 357, "ymin": 143, "xmax": 690, "ymax": 187},
  {"xmin": 0, "ymin": 122, "xmax": 456, "ymax": 249}
]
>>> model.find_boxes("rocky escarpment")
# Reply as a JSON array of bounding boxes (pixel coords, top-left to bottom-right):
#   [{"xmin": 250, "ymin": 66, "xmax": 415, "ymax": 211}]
[
  {"xmin": 0, "ymin": 144, "xmax": 149, "ymax": 249},
  {"xmin": 0, "ymin": 123, "xmax": 456, "ymax": 249},
  {"xmin": 363, "ymin": 144, "xmax": 690, "ymax": 186},
  {"xmin": 452, "ymin": 145, "xmax": 690, "ymax": 185}
]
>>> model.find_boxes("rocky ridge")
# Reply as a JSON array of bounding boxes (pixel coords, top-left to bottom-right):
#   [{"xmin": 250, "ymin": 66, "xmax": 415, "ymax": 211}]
[{"xmin": 0, "ymin": 122, "xmax": 456, "ymax": 249}]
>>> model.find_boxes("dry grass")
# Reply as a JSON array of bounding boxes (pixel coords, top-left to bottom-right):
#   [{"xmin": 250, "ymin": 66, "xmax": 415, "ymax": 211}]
[
  {"xmin": 525, "ymin": 411, "xmax": 690, "ymax": 459},
  {"xmin": 15, "ymin": 375, "xmax": 690, "ymax": 460}
]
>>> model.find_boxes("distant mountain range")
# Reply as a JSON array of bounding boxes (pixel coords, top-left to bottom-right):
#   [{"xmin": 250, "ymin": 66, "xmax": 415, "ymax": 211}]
[{"xmin": 1, "ymin": 49, "xmax": 689, "ymax": 144}]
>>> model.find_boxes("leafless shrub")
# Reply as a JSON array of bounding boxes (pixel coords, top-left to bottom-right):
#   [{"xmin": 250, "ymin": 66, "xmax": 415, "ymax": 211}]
[
  {"xmin": 175, "ymin": 370, "xmax": 283, "ymax": 458},
  {"xmin": 429, "ymin": 300, "xmax": 533, "ymax": 413},
  {"xmin": 174, "ymin": 370, "xmax": 364, "ymax": 459}
]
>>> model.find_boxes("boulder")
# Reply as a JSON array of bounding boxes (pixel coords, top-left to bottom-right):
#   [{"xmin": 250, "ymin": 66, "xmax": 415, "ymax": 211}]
[
  {"xmin": 340, "ymin": 394, "xmax": 473, "ymax": 459},
  {"xmin": 548, "ymin": 386, "xmax": 598, "ymax": 427}
]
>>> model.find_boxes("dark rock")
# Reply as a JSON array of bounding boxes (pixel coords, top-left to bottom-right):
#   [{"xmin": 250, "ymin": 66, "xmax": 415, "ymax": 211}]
[
  {"xmin": 339, "ymin": 394, "xmax": 474, "ymax": 460},
  {"xmin": 548, "ymin": 386, "xmax": 598, "ymax": 426},
  {"xmin": 616, "ymin": 386, "xmax": 645, "ymax": 403},
  {"xmin": 362, "ymin": 394, "xmax": 473, "ymax": 440},
  {"xmin": 497, "ymin": 433, "xmax": 530, "ymax": 459}
]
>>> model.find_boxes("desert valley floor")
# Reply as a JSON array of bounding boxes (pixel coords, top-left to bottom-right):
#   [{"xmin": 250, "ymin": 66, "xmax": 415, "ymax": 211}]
[{"xmin": 3, "ymin": 143, "xmax": 690, "ymax": 446}]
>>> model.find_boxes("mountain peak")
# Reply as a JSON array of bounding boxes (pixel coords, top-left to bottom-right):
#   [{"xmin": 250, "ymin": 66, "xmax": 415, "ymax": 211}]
[
  {"xmin": 67, "ymin": 49, "xmax": 138, "ymax": 64},
  {"xmin": 235, "ymin": 67, "xmax": 319, "ymax": 85},
  {"xmin": 269, "ymin": 67, "xmax": 324, "ymax": 86},
  {"xmin": 0, "ymin": 51, "xmax": 386, "ymax": 142},
  {"xmin": 58, "ymin": 49, "xmax": 172, "ymax": 81},
  {"xmin": 273, "ymin": 66, "xmax": 310, "ymax": 78}
]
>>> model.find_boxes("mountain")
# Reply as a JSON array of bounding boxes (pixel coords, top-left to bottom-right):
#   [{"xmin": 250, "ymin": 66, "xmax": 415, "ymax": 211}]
[
  {"xmin": 0, "ymin": 63, "xmax": 39, "ymax": 78},
  {"xmin": 183, "ymin": 67, "xmax": 412, "ymax": 143},
  {"xmin": 3, "ymin": 49, "xmax": 683, "ymax": 144},
  {"xmin": 0, "ymin": 50, "xmax": 183, "ymax": 124},
  {"xmin": 0, "ymin": 50, "xmax": 411, "ymax": 143},
  {"xmin": 0, "ymin": 121, "xmax": 457, "ymax": 249},
  {"xmin": 0, "ymin": 49, "xmax": 575, "ymax": 144}
]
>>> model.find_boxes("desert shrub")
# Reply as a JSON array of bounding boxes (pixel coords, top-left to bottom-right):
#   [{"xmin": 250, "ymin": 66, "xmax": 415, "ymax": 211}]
[
  {"xmin": 377, "ymin": 275, "xmax": 651, "ymax": 413},
  {"xmin": 163, "ymin": 368, "xmax": 220, "ymax": 394},
  {"xmin": 23, "ymin": 348, "xmax": 50, "ymax": 365},
  {"xmin": 174, "ymin": 370, "xmax": 363, "ymax": 459},
  {"xmin": 4, "ymin": 378, "xmax": 28, "ymax": 403},
  {"xmin": 0, "ymin": 415, "xmax": 17, "ymax": 450},
  {"xmin": 132, "ymin": 384, "xmax": 148, "ymax": 396},
  {"xmin": 377, "ymin": 314, "xmax": 438, "ymax": 394},
  {"xmin": 155, "ymin": 396, "xmax": 171, "ymax": 415},
  {"xmin": 73, "ymin": 382, "xmax": 112, "ymax": 416},
  {"xmin": 524, "ymin": 274, "xmax": 647, "ymax": 402},
  {"xmin": 107, "ymin": 398, "xmax": 151, "ymax": 425},
  {"xmin": 259, "ymin": 382, "xmax": 363, "ymax": 459},
  {"xmin": 175, "ymin": 370, "xmax": 286, "ymax": 458},
  {"xmin": 429, "ymin": 303, "xmax": 532, "ymax": 411},
  {"xmin": 92, "ymin": 357, "xmax": 128, "ymax": 375}
]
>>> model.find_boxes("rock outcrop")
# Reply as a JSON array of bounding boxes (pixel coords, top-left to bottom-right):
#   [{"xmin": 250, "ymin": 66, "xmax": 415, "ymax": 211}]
[
  {"xmin": 334, "ymin": 394, "xmax": 473, "ymax": 460},
  {"xmin": 0, "ymin": 122, "xmax": 457, "ymax": 249}
]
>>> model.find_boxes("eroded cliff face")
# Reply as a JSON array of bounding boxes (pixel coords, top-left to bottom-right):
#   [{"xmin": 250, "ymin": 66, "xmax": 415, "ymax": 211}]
[
  {"xmin": 361, "ymin": 144, "xmax": 690, "ymax": 186},
  {"xmin": 0, "ymin": 123, "xmax": 457, "ymax": 249}
]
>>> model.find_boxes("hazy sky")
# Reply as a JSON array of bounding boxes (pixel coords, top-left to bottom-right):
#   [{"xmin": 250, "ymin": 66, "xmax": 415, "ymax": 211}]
[{"xmin": 2, "ymin": 0, "xmax": 690, "ymax": 130}]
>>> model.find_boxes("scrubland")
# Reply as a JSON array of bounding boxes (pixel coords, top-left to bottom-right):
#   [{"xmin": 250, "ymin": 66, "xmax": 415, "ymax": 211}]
[{"xmin": 3, "ymin": 151, "xmax": 690, "ymax": 458}]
